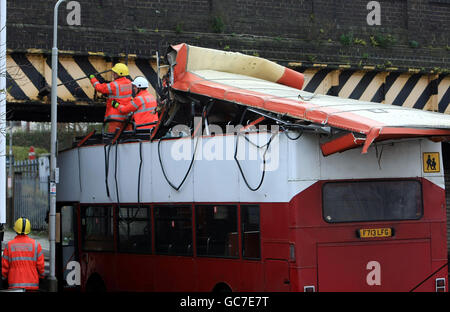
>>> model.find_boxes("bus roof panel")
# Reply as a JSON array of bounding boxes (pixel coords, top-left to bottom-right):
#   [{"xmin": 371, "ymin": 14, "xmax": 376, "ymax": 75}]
[{"xmin": 168, "ymin": 44, "xmax": 450, "ymax": 155}]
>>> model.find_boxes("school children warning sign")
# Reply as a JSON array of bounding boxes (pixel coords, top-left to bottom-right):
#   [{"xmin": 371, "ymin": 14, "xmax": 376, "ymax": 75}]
[{"xmin": 423, "ymin": 152, "xmax": 440, "ymax": 173}]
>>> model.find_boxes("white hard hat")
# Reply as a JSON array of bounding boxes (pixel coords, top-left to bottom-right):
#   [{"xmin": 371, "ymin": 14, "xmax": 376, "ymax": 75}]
[{"xmin": 132, "ymin": 76, "xmax": 149, "ymax": 89}]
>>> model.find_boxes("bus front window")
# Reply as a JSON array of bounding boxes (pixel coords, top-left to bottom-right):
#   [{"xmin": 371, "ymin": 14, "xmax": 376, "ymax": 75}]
[{"xmin": 322, "ymin": 180, "xmax": 423, "ymax": 223}]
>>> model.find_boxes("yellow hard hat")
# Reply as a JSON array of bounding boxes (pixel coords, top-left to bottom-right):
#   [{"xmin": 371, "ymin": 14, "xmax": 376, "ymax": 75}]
[
  {"xmin": 14, "ymin": 217, "xmax": 31, "ymax": 235},
  {"xmin": 111, "ymin": 63, "xmax": 129, "ymax": 76}
]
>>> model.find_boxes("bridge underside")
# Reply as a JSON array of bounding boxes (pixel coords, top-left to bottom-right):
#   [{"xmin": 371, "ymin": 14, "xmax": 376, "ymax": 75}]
[
  {"xmin": 6, "ymin": 50, "xmax": 164, "ymax": 123},
  {"xmin": 5, "ymin": 50, "xmax": 450, "ymax": 123}
]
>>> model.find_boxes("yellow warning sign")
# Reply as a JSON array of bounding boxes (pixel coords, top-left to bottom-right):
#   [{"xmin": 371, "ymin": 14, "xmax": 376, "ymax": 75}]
[{"xmin": 423, "ymin": 152, "xmax": 440, "ymax": 173}]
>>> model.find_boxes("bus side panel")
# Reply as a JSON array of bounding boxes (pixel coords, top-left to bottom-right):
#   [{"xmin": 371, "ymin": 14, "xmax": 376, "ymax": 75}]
[
  {"xmin": 81, "ymin": 252, "xmax": 117, "ymax": 291},
  {"xmin": 240, "ymin": 261, "xmax": 264, "ymax": 291},
  {"xmin": 422, "ymin": 177, "xmax": 447, "ymax": 224},
  {"xmin": 292, "ymin": 267, "xmax": 317, "ymax": 292},
  {"xmin": 422, "ymin": 178, "xmax": 448, "ymax": 286},
  {"xmin": 289, "ymin": 182, "xmax": 322, "ymax": 267},
  {"xmin": 115, "ymin": 254, "xmax": 155, "ymax": 291},
  {"xmin": 196, "ymin": 258, "xmax": 242, "ymax": 291},
  {"xmin": 261, "ymin": 203, "xmax": 290, "ymax": 259},
  {"xmin": 317, "ymin": 240, "xmax": 432, "ymax": 292},
  {"xmin": 152, "ymin": 256, "xmax": 197, "ymax": 291},
  {"xmin": 113, "ymin": 255, "xmax": 199, "ymax": 291}
]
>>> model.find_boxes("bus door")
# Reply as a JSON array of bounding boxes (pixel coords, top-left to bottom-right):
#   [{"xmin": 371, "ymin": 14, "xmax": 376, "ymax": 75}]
[{"xmin": 58, "ymin": 204, "xmax": 80, "ymax": 291}]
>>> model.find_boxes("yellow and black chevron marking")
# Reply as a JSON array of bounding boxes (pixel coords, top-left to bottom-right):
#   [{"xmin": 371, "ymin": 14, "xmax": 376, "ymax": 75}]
[
  {"xmin": 6, "ymin": 51, "xmax": 165, "ymax": 105},
  {"xmin": 6, "ymin": 51, "xmax": 450, "ymax": 114},
  {"xmin": 297, "ymin": 66, "xmax": 450, "ymax": 113}
]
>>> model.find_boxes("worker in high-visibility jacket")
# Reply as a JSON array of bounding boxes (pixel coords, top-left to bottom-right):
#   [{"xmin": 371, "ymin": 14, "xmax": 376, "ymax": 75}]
[
  {"xmin": 2, "ymin": 218, "xmax": 45, "ymax": 291},
  {"xmin": 112, "ymin": 76, "xmax": 158, "ymax": 130},
  {"xmin": 89, "ymin": 63, "xmax": 133, "ymax": 133}
]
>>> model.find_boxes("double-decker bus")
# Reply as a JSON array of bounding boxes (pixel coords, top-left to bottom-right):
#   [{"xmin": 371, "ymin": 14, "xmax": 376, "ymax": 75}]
[{"xmin": 55, "ymin": 44, "xmax": 450, "ymax": 292}]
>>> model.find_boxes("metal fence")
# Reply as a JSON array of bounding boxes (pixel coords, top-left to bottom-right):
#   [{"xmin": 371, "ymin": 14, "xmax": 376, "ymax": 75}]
[{"xmin": 13, "ymin": 159, "xmax": 49, "ymax": 231}]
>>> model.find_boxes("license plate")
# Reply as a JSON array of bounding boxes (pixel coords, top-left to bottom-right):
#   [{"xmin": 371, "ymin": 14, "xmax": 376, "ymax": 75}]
[{"xmin": 358, "ymin": 228, "xmax": 393, "ymax": 238}]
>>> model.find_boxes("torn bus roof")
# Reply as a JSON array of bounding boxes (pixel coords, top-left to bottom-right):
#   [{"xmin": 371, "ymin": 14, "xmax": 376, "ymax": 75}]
[{"xmin": 165, "ymin": 43, "xmax": 450, "ymax": 155}]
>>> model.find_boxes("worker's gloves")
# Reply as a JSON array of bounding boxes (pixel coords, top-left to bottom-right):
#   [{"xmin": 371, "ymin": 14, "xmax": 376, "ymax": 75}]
[
  {"xmin": 112, "ymin": 100, "xmax": 119, "ymax": 109},
  {"xmin": 89, "ymin": 74, "xmax": 95, "ymax": 79}
]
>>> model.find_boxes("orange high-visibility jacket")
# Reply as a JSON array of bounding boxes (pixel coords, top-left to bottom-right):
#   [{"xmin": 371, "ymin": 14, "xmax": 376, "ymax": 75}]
[
  {"xmin": 118, "ymin": 89, "xmax": 158, "ymax": 129},
  {"xmin": 2, "ymin": 235, "xmax": 45, "ymax": 290},
  {"xmin": 90, "ymin": 76, "xmax": 133, "ymax": 131}
]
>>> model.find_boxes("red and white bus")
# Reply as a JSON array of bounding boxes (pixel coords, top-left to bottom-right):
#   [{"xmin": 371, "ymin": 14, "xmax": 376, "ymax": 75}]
[{"xmin": 55, "ymin": 44, "xmax": 450, "ymax": 292}]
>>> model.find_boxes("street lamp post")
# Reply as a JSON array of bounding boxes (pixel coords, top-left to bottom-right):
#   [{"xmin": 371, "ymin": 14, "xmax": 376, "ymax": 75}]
[
  {"xmin": 0, "ymin": 0, "xmax": 6, "ymax": 226},
  {"xmin": 49, "ymin": 0, "xmax": 66, "ymax": 292},
  {"xmin": 0, "ymin": 0, "xmax": 7, "ymax": 288}
]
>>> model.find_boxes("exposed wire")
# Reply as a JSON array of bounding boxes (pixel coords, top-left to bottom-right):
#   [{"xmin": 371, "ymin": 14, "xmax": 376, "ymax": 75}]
[
  {"xmin": 298, "ymin": 93, "xmax": 317, "ymax": 101},
  {"xmin": 118, "ymin": 139, "xmax": 146, "ymax": 225},
  {"xmin": 157, "ymin": 106, "xmax": 206, "ymax": 191},
  {"xmin": 158, "ymin": 134, "xmax": 200, "ymax": 191},
  {"xmin": 137, "ymin": 141, "xmax": 143, "ymax": 208},
  {"xmin": 233, "ymin": 108, "xmax": 277, "ymax": 192},
  {"xmin": 100, "ymin": 119, "xmax": 151, "ymax": 224},
  {"xmin": 234, "ymin": 130, "xmax": 276, "ymax": 192},
  {"xmin": 375, "ymin": 144, "xmax": 384, "ymax": 170},
  {"xmin": 113, "ymin": 140, "xmax": 136, "ymax": 224},
  {"xmin": 281, "ymin": 126, "xmax": 303, "ymax": 140},
  {"xmin": 103, "ymin": 144, "xmax": 111, "ymax": 198},
  {"xmin": 114, "ymin": 140, "xmax": 120, "ymax": 210},
  {"xmin": 77, "ymin": 147, "xmax": 82, "ymax": 193}
]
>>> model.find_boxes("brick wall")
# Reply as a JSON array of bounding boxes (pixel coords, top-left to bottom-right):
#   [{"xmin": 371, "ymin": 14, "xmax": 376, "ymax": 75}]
[{"xmin": 6, "ymin": 0, "xmax": 450, "ymax": 70}]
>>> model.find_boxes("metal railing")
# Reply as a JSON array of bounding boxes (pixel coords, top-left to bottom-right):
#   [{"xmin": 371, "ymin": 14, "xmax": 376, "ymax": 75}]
[{"xmin": 13, "ymin": 159, "xmax": 49, "ymax": 231}]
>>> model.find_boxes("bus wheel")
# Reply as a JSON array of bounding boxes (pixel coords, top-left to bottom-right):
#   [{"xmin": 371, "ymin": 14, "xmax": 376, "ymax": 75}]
[
  {"xmin": 86, "ymin": 274, "xmax": 106, "ymax": 292},
  {"xmin": 212, "ymin": 282, "xmax": 232, "ymax": 293}
]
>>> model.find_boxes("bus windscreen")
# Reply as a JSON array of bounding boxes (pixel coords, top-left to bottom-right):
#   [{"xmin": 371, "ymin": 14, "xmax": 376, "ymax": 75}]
[{"xmin": 322, "ymin": 180, "xmax": 423, "ymax": 223}]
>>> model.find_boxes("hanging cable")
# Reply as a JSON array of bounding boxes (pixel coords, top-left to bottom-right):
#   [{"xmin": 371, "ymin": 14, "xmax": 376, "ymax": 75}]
[
  {"xmin": 114, "ymin": 140, "xmax": 121, "ymax": 211},
  {"xmin": 77, "ymin": 147, "xmax": 82, "ymax": 193},
  {"xmin": 103, "ymin": 144, "xmax": 111, "ymax": 198},
  {"xmin": 298, "ymin": 93, "xmax": 317, "ymax": 101},
  {"xmin": 120, "ymin": 140, "xmax": 145, "ymax": 225},
  {"xmin": 234, "ymin": 130, "xmax": 276, "ymax": 192},
  {"xmin": 233, "ymin": 108, "xmax": 277, "ymax": 191},
  {"xmin": 126, "ymin": 141, "xmax": 145, "ymax": 222},
  {"xmin": 281, "ymin": 125, "xmax": 303, "ymax": 141},
  {"xmin": 158, "ymin": 133, "xmax": 200, "ymax": 191},
  {"xmin": 112, "ymin": 118, "xmax": 133, "ymax": 219},
  {"xmin": 114, "ymin": 139, "xmax": 146, "ymax": 224},
  {"xmin": 158, "ymin": 105, "xmax": 205, "ymax": 191},
  {"xmin": 113, "ymin": 140, "xmax": 128, "ymax": 224},
  {"xmin": 375, "ymin": 144, "xmax": 384, "ymax": 170},
  {"xmin": 138, "ymin": 141, "xmax": 143, "ymax": 207}
]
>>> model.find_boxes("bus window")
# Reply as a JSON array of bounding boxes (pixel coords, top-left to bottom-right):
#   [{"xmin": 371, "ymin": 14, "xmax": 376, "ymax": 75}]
[
  {"xmin": 117, "ymin": 206, "xmax": 151, "ymax": 254},
  {"xmin": 154, "ymin": 205, "xmax": 192, "ymax": 256},
  {"xmin": 322, "ymin": 180, "xmax": 423, "ymax": 223},
  {"xmin": 195, "ymin": 205, "xmax": 238, "ymax": 258},
  {"xmin": 81, "ymin": 206, "xmax": 114, "ymax": 251},
  {"xmin": 241, "ymin": 205, "xmax": 260, "ymax": 259}
]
